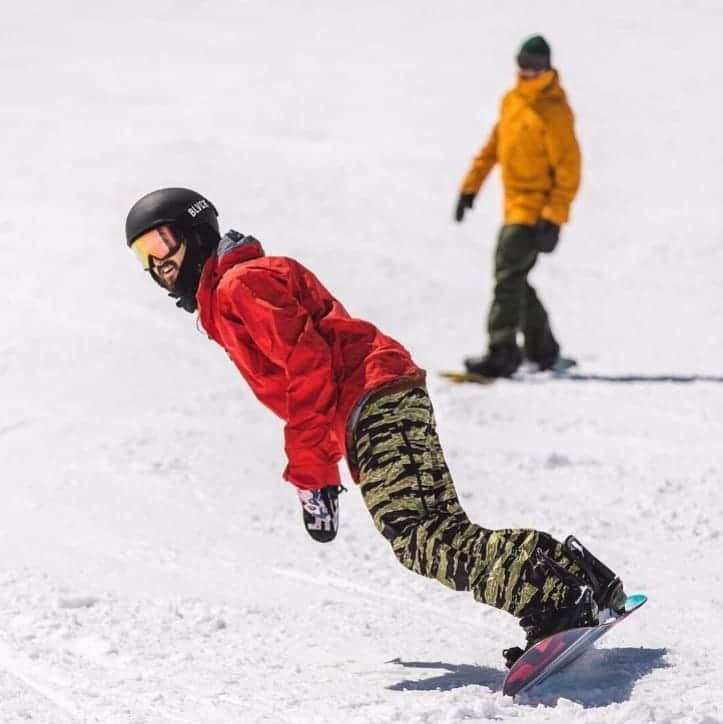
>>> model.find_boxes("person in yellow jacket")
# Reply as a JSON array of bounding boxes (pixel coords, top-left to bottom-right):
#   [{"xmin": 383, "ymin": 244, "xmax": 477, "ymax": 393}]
[{"xmin": 455, "ymin": 35, "xmax": 581, "ymax": 378}]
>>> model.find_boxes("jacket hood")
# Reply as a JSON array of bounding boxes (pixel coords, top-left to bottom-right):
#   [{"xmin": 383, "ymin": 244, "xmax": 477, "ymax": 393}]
[{"xmin": 201, "ymin": 229, "xmax": 265, "ymax": 289}]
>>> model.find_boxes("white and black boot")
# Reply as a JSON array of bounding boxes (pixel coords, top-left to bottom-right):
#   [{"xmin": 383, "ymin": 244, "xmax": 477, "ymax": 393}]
[{"xmin": 297, "ymin": 486, "xmax": 343, "ymax": 543}]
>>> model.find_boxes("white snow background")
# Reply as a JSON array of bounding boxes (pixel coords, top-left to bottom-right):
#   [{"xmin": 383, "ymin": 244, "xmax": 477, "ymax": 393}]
[{"xmin": 1, "ymin": 1, "xmax": 722, "ymax": 722}]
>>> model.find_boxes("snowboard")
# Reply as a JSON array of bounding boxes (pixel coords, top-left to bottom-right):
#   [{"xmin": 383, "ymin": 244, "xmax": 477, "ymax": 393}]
[
  {"xmin": 439, "ymin": 357, "xmax": 577, "ymax": 385},
  {"xmin": 502, "ymin": 593, "xmax": 647, "ymax": 698}
]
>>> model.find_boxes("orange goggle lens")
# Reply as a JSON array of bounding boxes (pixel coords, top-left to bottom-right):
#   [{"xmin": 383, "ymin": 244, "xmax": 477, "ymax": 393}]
[{"xmin": 131, "ymin": 225, "xmax": 182, "ymax": 270}]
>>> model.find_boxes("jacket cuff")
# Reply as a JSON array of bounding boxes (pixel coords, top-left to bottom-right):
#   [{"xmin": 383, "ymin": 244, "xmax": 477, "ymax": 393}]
[
  {"xmin": 541, "ymin": 206, "xmax": 568, "ymax": 226},
  {"xmin": 283, "ymin": 463, "xmax": 341, "ymax": 490}
]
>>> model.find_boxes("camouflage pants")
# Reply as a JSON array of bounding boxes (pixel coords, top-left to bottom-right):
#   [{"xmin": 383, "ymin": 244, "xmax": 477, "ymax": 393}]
[{"xmin": 354, "ymin": 387, "xmax": 580, "ymax": 617}]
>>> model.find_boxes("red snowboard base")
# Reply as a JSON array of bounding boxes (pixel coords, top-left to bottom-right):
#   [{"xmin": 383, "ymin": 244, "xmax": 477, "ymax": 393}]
[{"xmin": 502, "ymin": 593, "xmax": 647, "ymax": 697}]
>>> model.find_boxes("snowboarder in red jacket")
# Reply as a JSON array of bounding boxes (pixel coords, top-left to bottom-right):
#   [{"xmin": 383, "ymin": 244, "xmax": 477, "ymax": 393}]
[{"xmin": 126, "ymin": 188, "xmax": 627, "ymax": 665}]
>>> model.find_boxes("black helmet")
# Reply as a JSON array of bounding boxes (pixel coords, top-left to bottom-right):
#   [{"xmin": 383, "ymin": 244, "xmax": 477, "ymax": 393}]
[
  {"xmin": 126, "ymin": 187, "xmax": 221, "ymax": 313},
  {"xmin": 125, "ymin": 187, "xmax": 219, "ymax": 246}
]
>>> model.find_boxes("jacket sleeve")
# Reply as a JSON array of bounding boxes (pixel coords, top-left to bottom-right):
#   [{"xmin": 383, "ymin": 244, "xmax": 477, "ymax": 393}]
[
  {"xmin": 221, "ymin": 269, "xmax": 342, "ymax": 490},
  {"xmin": 541, "ymin": 107, "xmax": 581, "ymax": 225},
  {"xmin": 460, "ymin": 122, "xmax": 499, "ymax": 195}
]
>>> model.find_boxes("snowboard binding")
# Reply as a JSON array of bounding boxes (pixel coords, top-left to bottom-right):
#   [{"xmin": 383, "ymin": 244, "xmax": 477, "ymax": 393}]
[
  {"xmin": 563, "ymin": 535, "xmax": 626, "ymax": 614},
  {"xmin": 503, "ymin": 535, "xmax": 625, "ymax": 668}
]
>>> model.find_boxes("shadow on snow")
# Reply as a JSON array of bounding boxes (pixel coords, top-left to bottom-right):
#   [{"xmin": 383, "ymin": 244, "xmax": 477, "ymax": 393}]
[
  {"xmin": 387, "ymin": 658, "xmax": 504, "ymax": 693},
  {"xmin": 558, "ymin": 373, "xmax": 723, "ymax": 384},
  {"xmin": 516, "ymin": 646, "xmax": 670, "ymax": 707},
  {"xmin": 388, "ymin": 646, "xmax": 669, "ymax": 707}
]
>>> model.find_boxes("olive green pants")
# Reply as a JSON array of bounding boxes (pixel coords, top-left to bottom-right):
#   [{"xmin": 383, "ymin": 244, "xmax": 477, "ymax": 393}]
[
  {"xmin": 487, "ymin": 224, "xmax": 556, "ymax": 360},
  {"xmin": 354, "ymin": 387, "xmax": 580, "ymax": 617}
]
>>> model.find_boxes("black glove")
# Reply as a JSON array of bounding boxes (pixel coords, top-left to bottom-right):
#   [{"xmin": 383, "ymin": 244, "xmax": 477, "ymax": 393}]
[
  {"xmin": 297, "ymin": 485, "xmax": 345, "ymax": 543},
  {"xmin": 534, "ymin": 219, "xmax": 560, "ymax": 253},
  {"xmin": 454, "ymin": 193, "xmax": 476, "ymax": 223}
]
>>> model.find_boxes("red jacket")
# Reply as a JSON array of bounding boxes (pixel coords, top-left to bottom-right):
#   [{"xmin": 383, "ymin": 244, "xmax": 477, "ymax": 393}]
[{"xmin": 196, "ymin": 232, "xmax": 423, "ymax": 490}]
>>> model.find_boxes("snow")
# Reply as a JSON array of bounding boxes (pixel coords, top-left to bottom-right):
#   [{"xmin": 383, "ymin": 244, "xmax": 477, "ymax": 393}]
[{"xmin": 1, "ymin": 0, "xmax": 722, "ymax": 721}]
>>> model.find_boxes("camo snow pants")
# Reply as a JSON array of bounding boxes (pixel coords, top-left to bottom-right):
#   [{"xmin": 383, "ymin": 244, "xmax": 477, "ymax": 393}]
[{"xmin": 353, "ymin": 387, "xmax": 581, "ymax": 618}]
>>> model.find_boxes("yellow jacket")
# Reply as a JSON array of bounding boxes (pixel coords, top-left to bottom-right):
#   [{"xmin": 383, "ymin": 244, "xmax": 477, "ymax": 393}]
[{"xmin": 460, "ymin": 70, "xmax": 581, "ymax": 226}]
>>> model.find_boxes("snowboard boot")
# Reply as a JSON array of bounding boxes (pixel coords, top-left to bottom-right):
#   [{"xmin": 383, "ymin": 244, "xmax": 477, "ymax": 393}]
[
  {"xmin": 503, "ymin": 549, "xmax": 599, "ymax": 668},
  {"xmin": 503, "ymin": 586, "xmax": 598, "ymax": 668},
  {"xmin": 464, "ymin": 343, "xmax": 522, "ymax": 378},
  {"xmin": 525, "ymin": 336, "xmax": 560, "ymax": 372},
  {"xmin": 562, "ymin": 535, "xmax": 627, "ymax": 614},
  {"xmin": 297, "ymin": 485, "xmax": 345, "ymax": 543}
]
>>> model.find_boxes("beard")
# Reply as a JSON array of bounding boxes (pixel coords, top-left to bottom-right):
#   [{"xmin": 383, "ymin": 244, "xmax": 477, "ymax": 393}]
[{"xmin": 168, "ymin": 241, "xmax": 205, "ymax": 312}]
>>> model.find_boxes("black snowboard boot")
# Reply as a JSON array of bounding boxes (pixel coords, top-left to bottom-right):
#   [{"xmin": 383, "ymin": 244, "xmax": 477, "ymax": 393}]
[
  {"xmin": 524, "ymin": 328, "xmax": 560, "ymax": 371},
  {"xmin": 464, "ymin": 343, "xmax": 522, "ymax": 378},
  {"xmin": 503, "ymin": 550, "xmax": 599, "ymax": 669},
  {"xmin": 503, "ymin": 586, "xmax": 599, "ymax": 668},
  {"xmin": 531, "ymin": 340, "xmax": 560, "ymax": 372}
]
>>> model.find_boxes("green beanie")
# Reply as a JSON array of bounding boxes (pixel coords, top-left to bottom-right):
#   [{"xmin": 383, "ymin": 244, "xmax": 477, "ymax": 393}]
[{"xmin": 517, "ymin": 35, "xmax": 551, "ymax": 71}]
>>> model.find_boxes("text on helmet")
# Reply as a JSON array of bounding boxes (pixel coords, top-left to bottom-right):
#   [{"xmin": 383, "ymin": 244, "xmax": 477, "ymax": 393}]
[{"xmin": 187, "ymin": 199, "xmax": 210, "ymax": 218}]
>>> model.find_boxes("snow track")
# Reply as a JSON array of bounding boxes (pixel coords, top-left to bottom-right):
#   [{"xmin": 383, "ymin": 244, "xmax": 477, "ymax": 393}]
[
  {"xmin": 0, "ymin": 642, "xmax": 85, "ymax": 724},
  {"xmin": 272, "ymin": 566, "xmax": 496, "ymax": 631},
  {"xmin": 0, "ymin": 573, "xmax": 247, "ymax": 723}
]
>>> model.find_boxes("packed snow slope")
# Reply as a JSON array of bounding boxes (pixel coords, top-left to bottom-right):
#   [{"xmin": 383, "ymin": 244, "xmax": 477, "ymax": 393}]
[{"xmin": 1, "ymin": 1, "xmax": 722, "ymax": 722}]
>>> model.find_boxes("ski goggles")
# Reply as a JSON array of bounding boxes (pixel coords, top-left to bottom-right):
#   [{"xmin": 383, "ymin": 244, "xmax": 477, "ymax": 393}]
[
  {"xmin": 131, "ymin": 225, "xmax": 182, "ymax": 270},
  {"xmin": 516, "ymin": 51, "xmax": 550, "ymax": 72}
]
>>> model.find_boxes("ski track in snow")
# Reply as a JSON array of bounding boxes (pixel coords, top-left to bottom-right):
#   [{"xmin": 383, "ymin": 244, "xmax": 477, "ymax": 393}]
[{"xmin": 2, "ymin": 0, "xmax": 723, "ymax": 722}]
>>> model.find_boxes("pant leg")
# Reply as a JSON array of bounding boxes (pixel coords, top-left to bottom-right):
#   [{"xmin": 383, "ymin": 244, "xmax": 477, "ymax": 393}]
[
  {"xmin": 354, "ymin": 387, "xmax": 582, "ymax": 617},
  {"xmin": 487, "ymin": 224, "xmax": 538, "ymax": 348},
  {"xmin": 521, "ymin": 282, "xmax": 559, "ymax": 363},
  {"xmin": 355, "ymin": 388, "xmax": 475, "ymax": 592}
]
